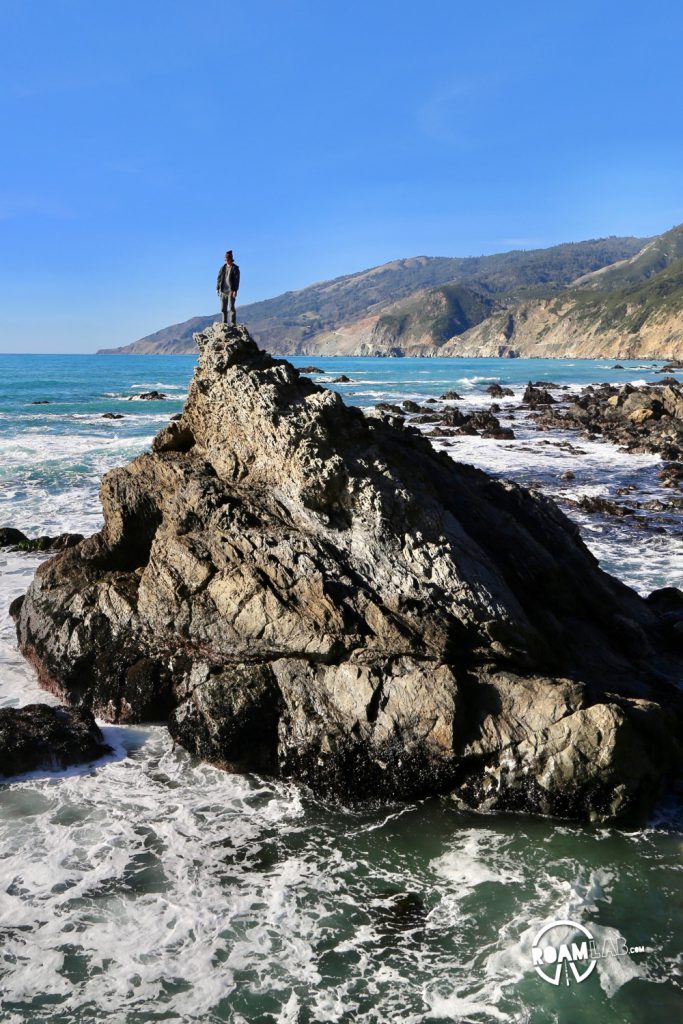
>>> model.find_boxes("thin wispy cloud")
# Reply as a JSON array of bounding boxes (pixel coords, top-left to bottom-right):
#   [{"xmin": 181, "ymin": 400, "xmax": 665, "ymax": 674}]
[
  {"xmin": 415, "ymin": 77, "xmax": 500, "ymax": 147},
  {"xmin": 0, "ymin": 192, "xmax": 74, "ymax": 221}
]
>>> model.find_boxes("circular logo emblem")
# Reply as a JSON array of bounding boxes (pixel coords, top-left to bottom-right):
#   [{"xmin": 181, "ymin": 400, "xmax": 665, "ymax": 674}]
[{"xmin": 531, "ymin": 919, "xmax": 597, "ymax": 986}]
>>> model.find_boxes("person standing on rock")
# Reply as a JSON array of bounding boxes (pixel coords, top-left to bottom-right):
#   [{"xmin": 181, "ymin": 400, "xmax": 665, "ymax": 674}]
[{"xmin": 217, "ymin": 250, "xmax": 240, "ymax": 326}]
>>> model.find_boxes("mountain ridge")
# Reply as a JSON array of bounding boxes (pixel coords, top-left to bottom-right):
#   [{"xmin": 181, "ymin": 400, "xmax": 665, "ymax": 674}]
[{"xmin": 99, "ymin": 235, "xmax": 647, "ymax": 357}]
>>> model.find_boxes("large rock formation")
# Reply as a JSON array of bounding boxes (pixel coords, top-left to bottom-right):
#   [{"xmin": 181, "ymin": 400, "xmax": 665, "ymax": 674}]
[{"xmin": 12, "ymin": 325, "xmax": 683, "ymax": 820}]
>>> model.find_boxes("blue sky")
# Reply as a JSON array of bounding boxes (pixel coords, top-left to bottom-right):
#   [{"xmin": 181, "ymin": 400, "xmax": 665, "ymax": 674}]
[{"xmin": 1, "ymin": 0, "xmax": 683, "ymax": 352}]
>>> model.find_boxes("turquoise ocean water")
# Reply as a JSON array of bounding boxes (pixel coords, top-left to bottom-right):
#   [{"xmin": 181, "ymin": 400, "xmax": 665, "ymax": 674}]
[{"xmin": 0, "ymin": 352, "xmax": 681, "ymax": 1023}]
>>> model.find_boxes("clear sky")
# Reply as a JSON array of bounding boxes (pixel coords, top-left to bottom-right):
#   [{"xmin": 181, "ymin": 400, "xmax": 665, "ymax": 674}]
[{"xmin": 2, "ymin": 0, "xmax": 683, "ymax": 352}]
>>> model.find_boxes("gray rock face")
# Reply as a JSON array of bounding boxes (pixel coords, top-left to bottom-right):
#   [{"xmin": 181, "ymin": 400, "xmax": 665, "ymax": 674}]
[
  {"xmin": 12, "ymin": 324, "xmax": 683, "ymax": 820},
  {"xmin": 0, "ymin": 704, "xmax": 111, "ymax": 778}
]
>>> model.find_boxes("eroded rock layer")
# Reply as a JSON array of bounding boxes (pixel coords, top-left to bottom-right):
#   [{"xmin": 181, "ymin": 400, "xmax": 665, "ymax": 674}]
[{"xmin": 13, "ymin": 325, "xmax": 683, "ymax": 820}]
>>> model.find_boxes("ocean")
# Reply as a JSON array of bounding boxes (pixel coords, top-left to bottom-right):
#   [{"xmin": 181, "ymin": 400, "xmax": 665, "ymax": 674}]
[{"xmin": 0, "ymin": 352, "xmax": 681, "ymax": 1023}]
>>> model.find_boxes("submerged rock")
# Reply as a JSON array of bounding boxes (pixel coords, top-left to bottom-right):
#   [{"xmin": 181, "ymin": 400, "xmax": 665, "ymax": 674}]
[
  {"xmin": 0, "ymin": 528, "xmax": 84, "ymax": 552},
  {"xmin": 13, "ymin": 324, "xmax": 683, "ymax": 821},
  {"xmin": 486, "ymin": 383, "xmax": 514, "ymax": 398},
  {"xmin": 129, "ymin": 391, "xmax": 167, "ymax": 401},
  {"xmin": 0, "ymin": 704, "xmax": 111, "ymax": 778}
]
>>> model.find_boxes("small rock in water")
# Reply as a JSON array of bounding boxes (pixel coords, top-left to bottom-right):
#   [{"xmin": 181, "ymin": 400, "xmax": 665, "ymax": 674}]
[
  {"xmin": 297, "ymin": 365, "xmax": 323, "ymax": 374},
  {"xmin": 440, "ymin": 390, "xmax": 462, "ymax": 400},
  {"xmin": 0, "ymin": 704, "xmax": 111, "ymax": 778},
  {"xmin": 331, "ymin": 375, "xmax": 352, "ymax": 383},
  {"xmin": 560, "ymin": 470, "xmax": 575, "ymax": 481},
  {"xmin": 523, "ymin": 382, "xmax": 556, "ymax": 406},
  {"xmin": 31, "ymin": 400, "xmax": 50, "ymax": 405},
  {"xmin": 129, "ymin": 391, "xmax": 167, "ymax": 401},
  {"xmin": 487, "ymin": 383, "xmax": 514, "ymax": 398},
  {"xmin": 102, "ymin": 412, "xmax": 124, "ymax": 420},
  {"xmin": 659, "ymin": 463, "xmax": 683, "ymax": 489},
  {"xmin": 577, "ymin": 495, "xmax": 632, "ymax": 517}
]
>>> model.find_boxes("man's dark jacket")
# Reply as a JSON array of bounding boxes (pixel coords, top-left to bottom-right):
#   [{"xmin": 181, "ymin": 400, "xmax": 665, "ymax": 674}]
[{"xmin": 217, "ymin": 262, "xmax": 240, "ymax": 294}]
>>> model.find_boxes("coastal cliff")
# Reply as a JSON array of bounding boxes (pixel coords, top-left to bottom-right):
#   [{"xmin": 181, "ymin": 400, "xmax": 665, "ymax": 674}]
[
  {"xmin": 14, "ymin": 324, "xmax": 683, "ymax": 820},
  {"xmin": 441, "ymin": 294, "xmax": 683, "ymax": 359}
]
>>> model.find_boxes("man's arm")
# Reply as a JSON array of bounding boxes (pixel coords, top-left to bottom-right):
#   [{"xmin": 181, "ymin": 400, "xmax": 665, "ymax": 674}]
[
  {"xmin": 232, "ymin": 265, "xmax": 240, "ymax": 293},
  {"xmin": 216, "ymin": 266, "xmax": 224, "ymax": 293}
]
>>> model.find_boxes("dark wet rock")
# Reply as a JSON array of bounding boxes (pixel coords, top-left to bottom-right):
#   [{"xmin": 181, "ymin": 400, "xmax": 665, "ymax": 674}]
[
  {"xmin": 412, "ymin": 412, "xmax": 444, "ymax": 425},
  {"xmin": 0, "ymin": 529, "xmax": 84, "ymax": 552},
  {"xmin": 298, "ymin": 366, "xmax": 323, "ymax": 374},
  {"xmin": 613, "ymin": 364, "xmax": 625, "ymax": 369},
  {"xmin": 102, "ymin": 412, "xmax": 124, "ymax": 420},
  {"xmin": 487, "ymin": 383, "xmax": 514, "ymax": 398},
  {"xmin": 576, "ymin": 496, "xmax": 633, "ymax": 518},
  {"xmin": 424, "ymin": 398, "xmax": 439, "ymax": 404},
  {"xmin": 0, "ymin": 704, "xmax": 111, "ymax": 778},
  {"xmin": 646, "ymin": 588, "xmax": 683, "ymax": 642},
  {"xmin": 523, "ymin": 383, "xmax": 556, "ymax": 406},
  {"xmin": 560, "ymin": 470, "xmax": 575, "ymax": 481},
  {"xmin": 129, "ymin": 391, "xmax": 167, "ymax": 401},
  {"xmin": 170, "ymin": 413, "xmax": 183, "ymax": 421},
  {"xmin": 375, "ymin": 402, "xmax": 403, "ymax": 414},
  {"xmin": 658, "ymin": 361, "xmax": 683, "ymax": 373},
  {"xmin": 12, "ymin": 324, "xmax": 683, "ymax": 823},
  {"xmin": 427, "ymin": 427, "xmax": 458, "ymax": 438},
  {"xmin": 461, "ymin": 410, "xmax": 515, "ymax": 440},
  {"xmin": 31, "ymin": 400, "xmax": 50, "ymax": 405},
  {"xmin": 331, "ymin": 375, "xmax": 352, "ymax": 383},
  {"xmin": 0, "ymin": 527, "xmax": 28, "ymax": 547},
  {"xmin": 440, "ymin": 390, "xmax": 462, "ymax": 401},
  {"xmin": 659, "ymin": 463, "xmax": 683, "ymax": 489},
  {"xmin": 401, "ymin": 400, "xmax": 422, "ymax": 413},
  {"xmin": 439, "ymin": 408, "xmax": 501, "ymax": 434}
]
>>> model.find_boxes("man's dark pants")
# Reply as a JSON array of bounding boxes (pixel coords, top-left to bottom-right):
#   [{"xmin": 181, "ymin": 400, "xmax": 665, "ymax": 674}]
[{"xmin": 221, "ymin": 293, "xmax": 236, "ymax": 326}]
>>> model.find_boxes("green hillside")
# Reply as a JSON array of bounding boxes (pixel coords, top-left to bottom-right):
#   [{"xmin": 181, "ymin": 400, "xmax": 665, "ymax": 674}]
[
  {"xmin": 571, "ymin": 223, "xmax": 683, "ymax": 292},
  {"xmin": 565, "ymin": 254, "xmax": 683, "ymax": 334},
  {"xmin": 372, "ymin": 284, "xmax": 498, "ymax": 348}
]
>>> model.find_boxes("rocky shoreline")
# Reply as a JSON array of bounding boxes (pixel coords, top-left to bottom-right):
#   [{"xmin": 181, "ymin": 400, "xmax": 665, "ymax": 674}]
[
  {"xmin": 529, "ymin": 378, "xmax": 683, "ymax": 489},
  {"xmin": 10, "ymin": 325, "xmax": 683, "ymax": 821}
]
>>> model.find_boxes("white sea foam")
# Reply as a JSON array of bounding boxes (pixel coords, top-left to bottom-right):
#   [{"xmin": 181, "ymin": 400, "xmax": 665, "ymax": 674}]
[{"xmin": 430, "ymin": 830, "xmax": 524, "ymax": 898}]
